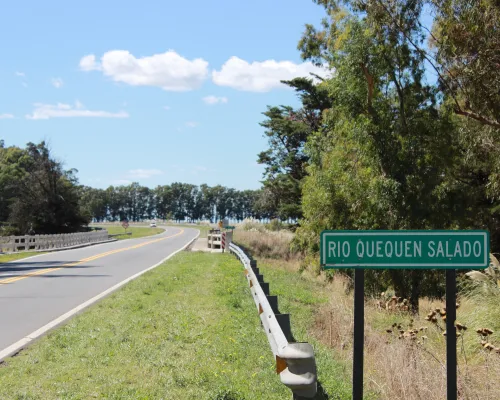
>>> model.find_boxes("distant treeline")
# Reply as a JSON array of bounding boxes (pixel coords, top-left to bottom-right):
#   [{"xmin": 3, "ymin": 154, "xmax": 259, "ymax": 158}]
[
  {"xmin": 0, "ymin": 140, "xmax": 280, "ymax": 236},
  {"xmin": 80, "ymin": 183, "xmax": 267, "ymax": 223}
]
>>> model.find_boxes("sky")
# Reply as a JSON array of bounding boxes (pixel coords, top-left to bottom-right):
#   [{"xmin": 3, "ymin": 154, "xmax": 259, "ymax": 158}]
[{"xmin": 0, "ymin": 0, "xmax": 328, "ymax": 191}]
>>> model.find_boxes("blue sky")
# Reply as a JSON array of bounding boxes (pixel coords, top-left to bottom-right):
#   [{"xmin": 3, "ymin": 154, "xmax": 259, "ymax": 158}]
[{"xmin": 0, "ymin": 0, "xmax": 328, "ymax": 190}]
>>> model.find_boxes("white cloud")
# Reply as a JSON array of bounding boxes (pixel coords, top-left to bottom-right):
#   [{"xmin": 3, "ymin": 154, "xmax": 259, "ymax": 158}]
[
  {"xmin": 79, "ymin": 55, "xmax": 101, "ymax": 71},
  {"xmin": 163, "ymin": 106, "xmax": 170, "ymax": 110},
  {"xmin": 212, "ymin": 56, "xmax": 328, "ymax": 92},
  {"xmin": 51, "ymin": 78, "xmax": 64, "ymax": 88},
  {"xmin": 79, "ymin": 50, "xmax": 209, "ymax": 91},
  {"xmin": 0, "ymin": 113, "xmax": 14, "ymax": 119},
  {"xmin": 127, "ymin": 169, "xmax": 163, "ymax": 179},
  {"xmin": 185, "ymin": 121, "xmax": 198, "ymax": 128},
  {"xmin": 15, "ymin": 71, "xmax": 25, "ymax": 77},
  {"xmin": 25, "ymin": 101, "xmax": 129, "ymax": 120},
  {"xmin": 202, "ymin": 95, "xmax": 228, "ymax": 105}
]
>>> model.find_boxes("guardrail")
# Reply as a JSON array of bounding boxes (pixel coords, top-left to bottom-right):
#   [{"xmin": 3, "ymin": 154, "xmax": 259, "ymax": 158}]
[
  {"xmin": 229, "ymin": 242, "xmax": 317, "ymax": 399},
  {"xmin": 0, "ymin": 230, "xmax": 110, "ymax": 253}
]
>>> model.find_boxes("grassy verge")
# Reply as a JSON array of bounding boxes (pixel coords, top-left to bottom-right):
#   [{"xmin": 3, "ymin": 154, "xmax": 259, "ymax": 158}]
[
  {"xmin": 100, "ymin": 226, "xmax": 165, "ymax": 240},
  {"xmin": 235, "ymin": 231, "xmax": 500, "ymax": 400},
  {"xmin": 0, "ymin": 252, "xmax": 296, "ymax": 399},
  {"xmin": 244, "ymin": 257, "xmax": 355, "ymax": 399},
  {"xmin": 0, "ymin": 252, "xmax": 46, "ymax": 264}
]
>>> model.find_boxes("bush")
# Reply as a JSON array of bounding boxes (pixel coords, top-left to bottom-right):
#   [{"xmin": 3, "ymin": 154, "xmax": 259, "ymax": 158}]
[
  {"xmin": 239, "ymin": 218, "xmax": 265, "ymax": 232},
  {"xmin": 265, "ymin": 219, "xmax": 284, "ymax": 231}
]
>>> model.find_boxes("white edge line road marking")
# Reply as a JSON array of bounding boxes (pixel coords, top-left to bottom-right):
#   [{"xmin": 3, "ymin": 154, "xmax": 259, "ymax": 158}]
[
  {"xmin": 0, "ymin": 228, "xmax": 169, "ymax": 267},
  {"xmin": 0, "ymin": 229, "xmax": 199, "ymax": 362}
]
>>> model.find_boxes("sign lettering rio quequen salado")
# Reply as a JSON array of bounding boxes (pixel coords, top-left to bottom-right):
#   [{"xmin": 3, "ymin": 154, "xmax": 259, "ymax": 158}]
[{"xmin": 320, "ymin": 230, "xmax": 490, "ymax": 269}]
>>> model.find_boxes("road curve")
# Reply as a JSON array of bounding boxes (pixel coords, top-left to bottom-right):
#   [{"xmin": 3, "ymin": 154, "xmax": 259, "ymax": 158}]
[{"xmin": 0, "ymin": 227, "xmax": 199, "ymax": 357}]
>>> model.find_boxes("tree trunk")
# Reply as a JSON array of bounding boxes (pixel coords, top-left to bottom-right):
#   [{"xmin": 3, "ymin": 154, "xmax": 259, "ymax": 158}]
[
  {"xmin": 409, "ymin": 270, "xmax": 422, "ymax": 314},
  {"xmin": 389, "ymin": 270, "xmax": 408, "ymax": 300}
]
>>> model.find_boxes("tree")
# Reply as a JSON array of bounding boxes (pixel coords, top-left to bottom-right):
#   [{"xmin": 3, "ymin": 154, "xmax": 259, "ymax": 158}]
[
  {"xmin": 79, "ymin": 186, "xmax": 108, "ymax": 222},
  {"xmin": 294, "ymin": 0, "xmax": 494, "ymax": 311},
  {"xmin": 1, "ymin": 141, "xmax": 89, "ymax": 234},
  {"xmin": 258, "ymin": 78, "xmax": 332, "ymax": 220}
]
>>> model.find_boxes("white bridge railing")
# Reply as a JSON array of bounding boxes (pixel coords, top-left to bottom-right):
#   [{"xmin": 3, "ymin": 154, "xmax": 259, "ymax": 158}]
[
  {"xmin": 229, "ymin": 242, "xmax": 317, "ymax": 399},
  {"xmin": 0, "ymin": 230, "xmax": 110, "ymax": 253}
]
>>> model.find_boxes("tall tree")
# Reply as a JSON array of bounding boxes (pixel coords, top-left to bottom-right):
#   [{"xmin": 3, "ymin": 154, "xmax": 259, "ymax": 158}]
[
  {"xmin": 258, "ymin": 77, "xmax": 332, "ymax": 220},
  {"xmin": 1, "ymin": 141, "xmax": 88, "ymax": 234},
  {"xmin": 294, "ymin": 0, "xmax": 494, "ymax": 311}
]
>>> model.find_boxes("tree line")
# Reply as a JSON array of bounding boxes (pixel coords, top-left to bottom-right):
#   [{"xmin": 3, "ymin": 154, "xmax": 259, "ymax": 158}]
[
  {"xmin": 0, "ymin": 140, "xmax": 273, "ymax": 236},
  {"xmin": 256, "ymin": 0, "xmax": 500, "ymax": 311},
  {"xmin": 79, "ymin": 183, "xmax": 265, "ymax": 223}
]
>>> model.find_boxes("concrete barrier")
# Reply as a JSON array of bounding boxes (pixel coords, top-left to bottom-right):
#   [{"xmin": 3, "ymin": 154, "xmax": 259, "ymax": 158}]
[{"xmin": 0, "ymin": 230, "xmax": 109, "ymax": 253}]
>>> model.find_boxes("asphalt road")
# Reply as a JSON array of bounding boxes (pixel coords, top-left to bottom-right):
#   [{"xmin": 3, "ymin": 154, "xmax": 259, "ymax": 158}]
[{"xmin": 0, "ymin": 227, "xmax": 199, "ymax": 355}]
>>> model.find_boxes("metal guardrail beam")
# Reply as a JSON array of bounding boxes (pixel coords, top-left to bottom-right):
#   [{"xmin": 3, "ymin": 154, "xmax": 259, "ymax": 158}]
[{"xmin": 229, "ymin": 242, "xmax": 317, "ymax": 398}]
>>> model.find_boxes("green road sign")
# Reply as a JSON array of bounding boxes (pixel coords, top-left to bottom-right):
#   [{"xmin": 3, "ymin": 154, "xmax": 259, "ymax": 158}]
[
  {"xmin": 225, "ymin": 226, "xmax": 236, "ymax": 230},
  {"xmin": 320, "ymin": 230, "xmax": 490, "ymax": 269}
]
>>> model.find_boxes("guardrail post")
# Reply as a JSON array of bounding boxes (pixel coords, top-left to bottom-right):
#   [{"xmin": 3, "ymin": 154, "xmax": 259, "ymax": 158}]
[
  {"xmin": 261, "ymin": 282, "xmax": 270, "ymax": 295},
  {"xmin": 267, "ymin": 295, "xmax": 279, "ymax": 313},
  {"xmin": 276, "ymin": 314, "xmax": 293, "ymax": 342},
  {"xmin": 229, "ymin": 242, "xmax": 317, "ymax": 399}
]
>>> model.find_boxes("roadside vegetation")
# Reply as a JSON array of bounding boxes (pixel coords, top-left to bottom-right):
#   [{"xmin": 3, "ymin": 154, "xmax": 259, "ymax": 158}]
[
  {"xmin": 95, "ymin": 225, "xmax": 165, "ymax": 240},
  {"xmin": 0, "ymin": 251, "xmax": 351, "ymax": 399},
  {"xmin": 235, "ymin": 226, "xmax": 500, "ymax": 400}
]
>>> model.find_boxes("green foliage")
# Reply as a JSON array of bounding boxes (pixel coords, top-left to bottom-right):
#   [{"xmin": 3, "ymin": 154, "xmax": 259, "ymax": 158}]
[
  {"xmin": 256, "ymin": 78, "xmax": 332, "ymax": 221},
  {"xmin": 264, "ymin": 218, "xmax": 285, "ymax": 232},
  {"xmin": 430, "ymin": 0, "xmax": 500, "ymax": 128},
  {"xmin": 79, "ymin": 182, "xmax": 261, "ymax": 224},
  {"xmin": 0, "ymin": 141, "xmax": 89, "ymax": 235},
  {"xmin": 0, "ymin": 252, "xmax": 295, "ymax": 399},
  {"xmin": 253, "ymin": 0, "xmax": 500, "ymax": 309}
]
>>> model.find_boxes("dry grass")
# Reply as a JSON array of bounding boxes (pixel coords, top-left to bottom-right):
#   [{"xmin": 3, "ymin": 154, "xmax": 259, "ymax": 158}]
[
  {"xmin": 235, "ymin": 229, "xmax": 298, "ymax": 261},
  {"xmin": 236, "ymin": 229, "xmax": 500, "ymax": 400}
]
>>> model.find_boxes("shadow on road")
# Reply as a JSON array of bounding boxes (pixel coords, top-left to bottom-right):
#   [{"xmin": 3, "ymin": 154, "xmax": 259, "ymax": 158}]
[
  {"xmin": 0, "ymin": 261, "xmax": 97, "ymax": 273},
  {"xmin": 0, "ymin": 273, "xmax": 110, "ymax": 281}
]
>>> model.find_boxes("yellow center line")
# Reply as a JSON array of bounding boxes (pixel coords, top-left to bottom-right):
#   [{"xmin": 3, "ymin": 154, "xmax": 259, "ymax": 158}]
[{"xmin": 0, "ymin": 229, "xmax": 185, "ymax": 285}]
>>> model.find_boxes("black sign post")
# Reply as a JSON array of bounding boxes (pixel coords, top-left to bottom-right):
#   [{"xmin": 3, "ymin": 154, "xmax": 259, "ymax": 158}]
[
  {"xmin": 446, "ymin": 269, "xmax": 457, "ymax": 400},
  {"xmin": 352, "ymin": 269, "xmax": 365, "ymax": 400},
  {"xmin": 320, "ymin": 230, "xmax": 490, "ymax": 400}
]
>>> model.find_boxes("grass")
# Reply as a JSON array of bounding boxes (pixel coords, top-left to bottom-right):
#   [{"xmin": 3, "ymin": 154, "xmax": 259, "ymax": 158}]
[
  {"xmin": 0, "ymin": 252, "xmax": 296, "ymax": 399},
  {"xmin": 0, "ymin": 252, "xmax": 46, "ymax": 264},
  {"xmin": 235, "ymin": 230, "xmax": 297, "ymax": 261},
  {"xmin": 99, "ymin": 226, "xmax": 165, "ymax": 240},
  {"xmin": 249, "ymin": 258, "xmax": 359, "ymax": 400},
  {"xmin": 235, "ymin": 230, "xmax": 500, "ymax": 400}
]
